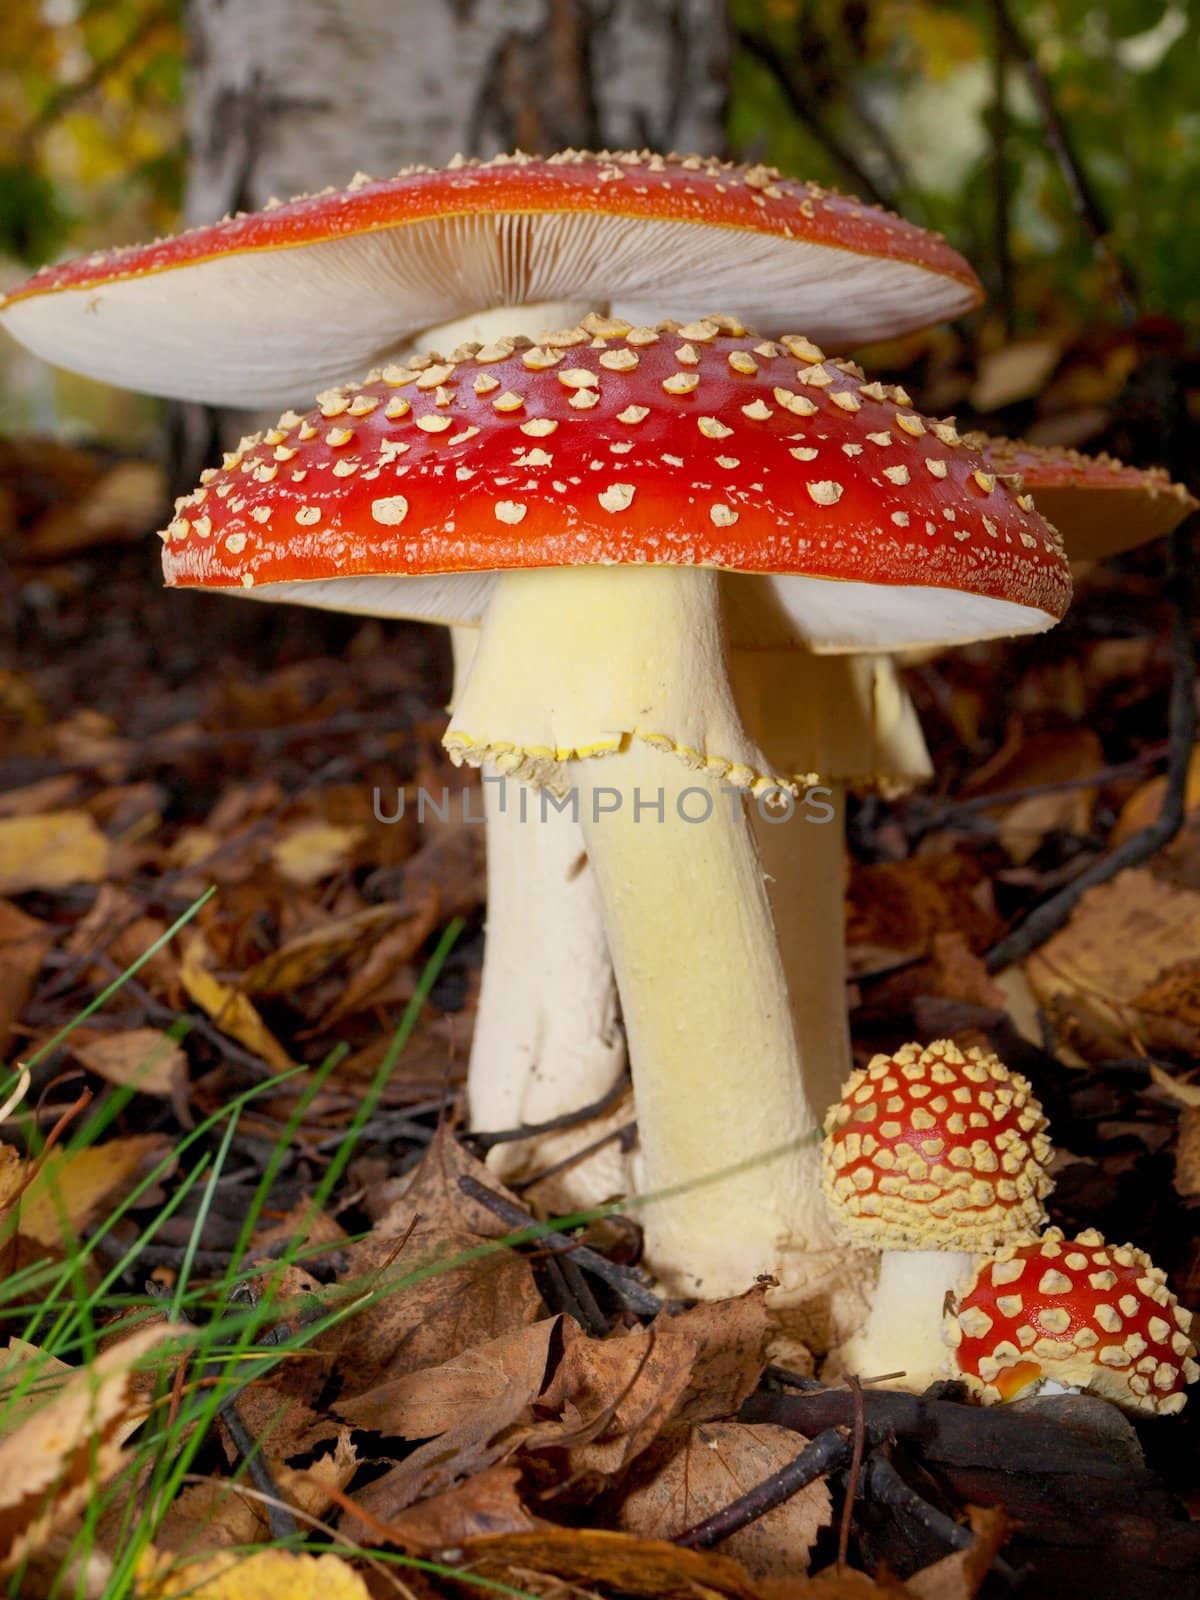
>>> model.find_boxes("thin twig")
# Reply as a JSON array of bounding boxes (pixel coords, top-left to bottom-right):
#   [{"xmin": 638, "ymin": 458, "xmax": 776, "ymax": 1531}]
[
  {"xmin": 987, "ymin": 0, "xmax": 1137, "ymax": 321},
  {"xmin": 469, "ymin": 1072, "xmax": 630, "ymax": 1150},
  {"xmin": 986, "ymin": 522, "xmax": 1196, "ymax": 971},
  {"xmin": 457, "ymin": 1174, "xmax": 663, "ymax": 1314},
  {"xmin": 838, "ymin": 1377, "xmax": 866, "ymax": 1570},
  {"xmin": 674, "ymin": 1427, "xmax": 855, "ymax": 1548},
  {"xmin": 860, "ymin": 1454, "xmax": 1019, "ymax": 1587}
]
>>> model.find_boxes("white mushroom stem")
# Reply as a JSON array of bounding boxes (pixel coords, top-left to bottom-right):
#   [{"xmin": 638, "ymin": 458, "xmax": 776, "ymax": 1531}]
[
  {"xmin": 451, "ymin": 627, "xmax": 625, "ymax": 1147},
  {"xmin": 835, "ymin": 1249, "xmax": 973, "ymax": 1392},
  {"xmin": 447, "ymin": 564, "xmax": 835, "ymax": 1297}
]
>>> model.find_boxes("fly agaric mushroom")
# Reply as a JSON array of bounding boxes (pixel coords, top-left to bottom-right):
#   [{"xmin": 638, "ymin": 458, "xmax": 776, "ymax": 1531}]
[
  {"xmin": 822, "ymin": 1040, "xmax": 1053, "ymax": 1389},
  {"xmin": 949, "ymin": 1227, "xmax": 1199, "ymax": 1415},
  {"xmin": 742, "ymin": 440, "xmax": 1197, "ymax": 1119},
  {"xmin": 0, "ymin": 151, "xmax": 981, "ymax": 404},
  {"xmin": 159, "ymin": 321, "xmax": 1069, "ymax": 1298},
  {"xmin": 0, "ymin": 152, "xmax": 985, "ymax": 1174},
  {"xmin": 966, "ymin": 436, "xmax": 1197, "ymax": 560}
]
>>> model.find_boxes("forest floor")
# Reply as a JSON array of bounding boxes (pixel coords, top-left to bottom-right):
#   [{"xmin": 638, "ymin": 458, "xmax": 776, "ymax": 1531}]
[{"xmin": 0, "ymin": 378, "xmax": 1198, "ymax": 1599}]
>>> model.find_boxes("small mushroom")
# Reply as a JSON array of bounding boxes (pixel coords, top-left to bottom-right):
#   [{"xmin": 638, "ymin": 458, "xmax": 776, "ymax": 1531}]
[
  {"xmin": 160, "ymin": 324, "xmax": 1070, "ymax": 1299},
  {"xmin": 948, "ymin": 1227, "xmax": 1199, "ymax": 1416},
  {"xmin": 822, "ymin": 1040, "xmax": 1054, "ymax": 1390}
]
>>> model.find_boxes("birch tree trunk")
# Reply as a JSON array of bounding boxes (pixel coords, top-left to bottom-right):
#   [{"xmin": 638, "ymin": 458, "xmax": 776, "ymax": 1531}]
[{"xmin": 185, "ymin": 0, "xmax": 730, "ymax": 224}]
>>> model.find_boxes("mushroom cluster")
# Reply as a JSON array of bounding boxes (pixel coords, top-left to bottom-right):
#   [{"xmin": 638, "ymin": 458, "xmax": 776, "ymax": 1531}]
[
  {"xmin": 822, "ymin": 1049, "xmax": 1198, "ymax": 1415},
  {"xmin": 2, "ymin": 148, "xmax": 1195, "ymax": 1331}
]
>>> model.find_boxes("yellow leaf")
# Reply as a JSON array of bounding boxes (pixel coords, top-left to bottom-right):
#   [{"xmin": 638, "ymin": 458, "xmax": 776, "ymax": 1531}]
[
  {"xmin": 0, "ymin": 1323, "xmax": 178, "ymax": 1574},
  {"xmin": 139, "ymin": 1549, "xmax": 371, "ymax": 1600},
  {"xmin": 271, "ymin": 823, "xmax": 364, "ymax": 885},
  {"xmin": 0, "ymin": 812, "xmax": 108, "ymax": 895},
  {"xmin": 19, "ymin": 1136, "xmax": 170, "ymax": 1249},
  {"xmin": 180, "ymin": 934, "xmax": 295, "ymax": 1073}
]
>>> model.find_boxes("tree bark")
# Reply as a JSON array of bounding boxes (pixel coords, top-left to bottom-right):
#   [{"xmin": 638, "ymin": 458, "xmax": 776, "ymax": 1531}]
[{"xmin": 184, "ymin": 0, "xmax": 730, "ymax": 226}]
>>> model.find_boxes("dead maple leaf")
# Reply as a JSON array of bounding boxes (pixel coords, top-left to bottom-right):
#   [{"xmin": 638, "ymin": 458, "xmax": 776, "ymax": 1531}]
[
  {"xmin": 0, "ymin": 901, "xmax": 54, "ymax": 1059},
  {"xmin": 0, "ymin": 1323, "xmax": 177, "ymax": 1574},
  {"xmin": 138, "ymin": 1548, "xmax": 370, "ymax": 1599},
  {"xmin": 179, "ymin": 932, "xmax": 296, "ymax": 1072},
  {"xmin": 0, "ymin": 811, "xmax": 109, "ymax": 895},
  {"xmin": 18, "ymin": 1135, "xmax": 171, "ymax": 1250},
  {"xmin": 617, "ymin": 1422, "xmax": 831, "ymax": 1578}
]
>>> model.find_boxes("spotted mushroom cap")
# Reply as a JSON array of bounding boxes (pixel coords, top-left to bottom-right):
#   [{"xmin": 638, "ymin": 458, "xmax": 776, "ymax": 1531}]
[
  {"xmin": 159, "ymin": 318, "xmax": 1069, "ymax": 652},
  {"xmin": 822, "ymin": 1040, "xmax": 1054, "ymax": 1250},
  {"xmin": 949, "ymin": 1227, "xmax": 1199, "ymax": 1416},
  {"xmin": 0, "ymin": 151, "xmax": 982, "ymax": 406},
  {"xmin": 964, "ymin": 436, "xmax": 1197, "ymax": 562}
]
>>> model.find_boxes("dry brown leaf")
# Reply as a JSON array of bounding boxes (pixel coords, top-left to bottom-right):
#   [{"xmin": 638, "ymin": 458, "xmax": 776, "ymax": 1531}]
[
  {"xmin": 1027, "ymin": 868, "xmax": 1200, "ymax": 1055},
  {"xmin": 180, "ymin": 933, "xmax": 296, "ymax": 1072},
  {"xmin": 363, "ymin": 1463, "xmax": 538, "ymax": 1553},
  {"xmin": 69, "ymin": 1028, "xmax": 187, "ymax": 1101},
  {"xmin": 0, "ymin": 811, "xmax": 109, "ymax": 895},
  {"xmin": 239, "ymin": 905, "xmax": 402, "ymax": 995},
  {"xmin": 342, "ymin": 1358, "xmax": 539, "ymax": 1538},
  {"xmin": 139, "ymin": 1548, "xmax": 370, "ymax": 1599},
  {"xmin": 336, "ymin": 1316, "xmax": 561, "ymax": 1437},
  {"xmin": 271, "ymin": 822, "xmax": 364, "ymax": 885},
  {"xmin": 0, "ymin": 1322, "xmax": 177, "ymax": 1574},
  {"xmin": 0, "ymin": 900, "xmax": 54, "ymax": 1060},
  {"xmin": 528, "ymin": 1288, "xmax": 769, "ymax": 1485},
  {"xmin": 0, "ymin": 1340, "xmax": 71, "ymax": 1436},
  {"xmin": 19, "ymin": 1135, "xmax": 170, "ymax": 1249},
  {"xmin": 458, "ymin": 1526, "xmax": 761, "ymax": 1600},
  {"xmin": 320, "ymin": 1132, "xmax": 544, "ymax": 1394},
  {"xmin": 317, "ymin": 889, "xmax": 441, "ymax": 1022},
  {"xmin": 618, "ymin": 1422, "xmax": 830, "ymax": 1578},
  {"xmin": 63, "ymin": 884, "xmax": 181, "ymax": 1008},
  {"xmin": 1175, "ymin": 1108, "xmax": 1200, "ymax": 1196}
]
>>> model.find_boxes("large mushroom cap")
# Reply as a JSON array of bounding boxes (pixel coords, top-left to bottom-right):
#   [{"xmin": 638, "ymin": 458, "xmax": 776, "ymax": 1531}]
[
  {"xmin": 949, "ymin": 1227, "xmax": 1199, "ymax": 1415},
  {"xmin": 968, "ymin": 436, "xmax": 1196, "ymax": 561},
  {"xmin": 0, "ymin": 151, "xmax": 982, "ymax": 406},
  {"xmin": 159, "ymin": 318, "xmax": 1069, "ymax": 652},
  {"xmin": 822, "ymin": 1039, "xmax": 1053, "ymax": 1250}
]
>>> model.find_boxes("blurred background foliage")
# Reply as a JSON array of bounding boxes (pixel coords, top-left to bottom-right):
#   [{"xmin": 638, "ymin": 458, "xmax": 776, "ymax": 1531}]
[{"xmin": 0, "ymin": 0, "xmax": 1196, "ymax": 441}]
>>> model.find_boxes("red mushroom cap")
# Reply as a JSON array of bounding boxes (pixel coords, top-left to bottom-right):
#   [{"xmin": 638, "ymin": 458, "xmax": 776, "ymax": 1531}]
[
  {"xmin": 159, "ymin": 319, "xmax": 1069, "ymax": 652},
  {"xmin": 967, "ymin": 436, "xmax": 1197, "ymax": 561},
  {"xmin": 949, "ymin": 1227, "xmax": 1199, "ymax": 1415},
  {"xmin": 0, "ymin": 151, "xmax": 982, "ymax": 405},
  {"xmin": 822, "ymin": 1039, "xmax": 1053, "ymax": 1250}
]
